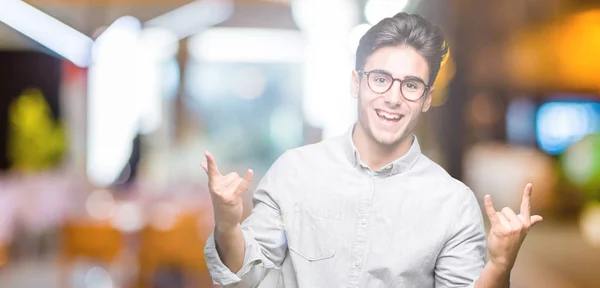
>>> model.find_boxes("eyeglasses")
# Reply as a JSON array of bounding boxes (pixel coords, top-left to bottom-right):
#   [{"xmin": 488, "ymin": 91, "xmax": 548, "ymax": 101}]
[{"xmin": 358, "ymin": 70, "xmax": 430, "ymax": 101}]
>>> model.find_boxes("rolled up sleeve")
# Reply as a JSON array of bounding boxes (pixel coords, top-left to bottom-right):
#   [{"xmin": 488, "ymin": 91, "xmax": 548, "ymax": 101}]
[
  {"xmin": 204, "ymin": 153, "xmax": 290, "ymax": 287},
  {"xmin": 435, "ymin": 189, "xmax": 487, "ymax": 288}
]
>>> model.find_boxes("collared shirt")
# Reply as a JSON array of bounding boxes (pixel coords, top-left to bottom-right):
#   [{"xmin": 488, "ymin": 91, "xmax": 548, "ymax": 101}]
[{"xmin": 204, "ymin": 125, "xmax": 486, "ymax": 288}]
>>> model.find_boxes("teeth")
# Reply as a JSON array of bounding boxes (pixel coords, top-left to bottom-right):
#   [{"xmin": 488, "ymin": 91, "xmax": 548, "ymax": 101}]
[{"xmin": 377, "ymin": 110, "xmax": 400, "ymax": 120}]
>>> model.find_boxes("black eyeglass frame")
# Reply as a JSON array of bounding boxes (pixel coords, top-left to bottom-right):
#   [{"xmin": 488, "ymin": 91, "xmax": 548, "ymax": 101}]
[{"xmin": 358, "ymin": 69, "xmax": 431, "ymax": 102}]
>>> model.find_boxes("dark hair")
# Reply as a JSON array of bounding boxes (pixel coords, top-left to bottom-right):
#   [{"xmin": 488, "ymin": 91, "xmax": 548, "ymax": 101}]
[{"xmin": 355, "ymin": 12, "xmax": 448, "ymax": 86}]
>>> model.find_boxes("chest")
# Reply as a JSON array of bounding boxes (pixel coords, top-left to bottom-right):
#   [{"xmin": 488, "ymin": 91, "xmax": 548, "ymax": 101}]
[{"xmin": 283, "ymin": 171, "xmax": 450, "ymax": 260}]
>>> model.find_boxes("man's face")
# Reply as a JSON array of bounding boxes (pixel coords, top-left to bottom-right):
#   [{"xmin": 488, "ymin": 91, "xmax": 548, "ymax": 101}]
[{"xmin": 351, "ymin": 45, "xmax": 434, "ymax": 147}]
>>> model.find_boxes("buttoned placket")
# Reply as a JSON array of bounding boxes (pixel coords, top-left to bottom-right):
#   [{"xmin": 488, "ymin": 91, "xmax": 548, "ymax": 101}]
[
  {"xmin": 347, "ymin": 171, "xmax": 374, "ymax": 287},
  {"xmin": 347, "ymin": 160, "xmax": 396, "ymax": 287}
]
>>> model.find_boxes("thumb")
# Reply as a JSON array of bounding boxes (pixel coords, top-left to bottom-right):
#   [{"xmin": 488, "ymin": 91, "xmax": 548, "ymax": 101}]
[{"xmin": 530, "ymin": 215, "xmax": 544, "ymax": 227}]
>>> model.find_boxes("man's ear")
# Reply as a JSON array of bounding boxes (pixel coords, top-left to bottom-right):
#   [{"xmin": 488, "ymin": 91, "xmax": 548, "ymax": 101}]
[
  {"xmin": 422, "ymin": 86, "xmax": 434, "ymax": 112},
  {"xmin": 350, "ymin": 70, "xmax": 360, "ymax": 99}
]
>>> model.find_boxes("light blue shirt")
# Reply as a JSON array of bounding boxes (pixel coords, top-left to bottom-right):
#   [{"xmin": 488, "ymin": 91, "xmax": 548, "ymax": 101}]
[{"xmin": 205, "ymin": 125, "xmax": 486, "ymax": 287}]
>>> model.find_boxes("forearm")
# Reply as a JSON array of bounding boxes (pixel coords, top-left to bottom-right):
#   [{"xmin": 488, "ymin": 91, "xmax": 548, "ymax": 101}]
[
  {"xmin": 474, "ymin": 261, "xmax": 510, "ymax": 288},
  {"xmin": 215, "ymin": 223, "xmax": 246, "ymax": 273}
]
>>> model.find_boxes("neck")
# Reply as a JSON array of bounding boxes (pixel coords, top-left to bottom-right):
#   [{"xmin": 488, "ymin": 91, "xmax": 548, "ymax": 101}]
[{"xmin": 352, "ymin": 123, "xmax": 414, "ymax": 171}]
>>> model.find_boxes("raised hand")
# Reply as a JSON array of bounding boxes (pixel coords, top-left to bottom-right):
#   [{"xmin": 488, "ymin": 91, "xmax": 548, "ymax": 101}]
[
  {"xmin": 484, "ymin": 183, "xmax": 543, "ymax": 271},
  {"xmin": 201, "ymin": 151, "xmax": 253, "ymax": 232}
]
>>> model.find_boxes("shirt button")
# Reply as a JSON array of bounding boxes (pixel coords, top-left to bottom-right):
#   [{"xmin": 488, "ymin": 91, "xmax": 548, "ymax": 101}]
[
  {"xmin": 360, "ymin": 219, "xmax": 367, "ymax": 225},
  {"xmin": 354, "ymin": 260, "xmax": 362, "ymax": 268}
]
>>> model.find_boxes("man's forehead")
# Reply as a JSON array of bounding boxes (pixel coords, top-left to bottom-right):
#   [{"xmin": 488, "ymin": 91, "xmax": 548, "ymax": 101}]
[{"xmin": 364, "ymin": 46, "xmax": 430, "ymax": 81}]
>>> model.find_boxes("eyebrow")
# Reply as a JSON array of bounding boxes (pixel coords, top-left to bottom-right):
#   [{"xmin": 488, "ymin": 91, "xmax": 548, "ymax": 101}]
[{"xmin": 370, "ymin": 69, "xmax": 428, "ymax": 85}]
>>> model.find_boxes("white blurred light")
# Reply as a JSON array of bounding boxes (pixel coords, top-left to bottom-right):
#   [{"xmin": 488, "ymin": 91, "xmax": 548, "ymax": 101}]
[
  {"xmin": 365, "ymin": 0, "xmax": 410, "ymax": 25},
  {"xmin": 189, "ymin": 28, "xmax": 305, "ymax": 63},
  {"xmin": 110, "ymin": 202, "xmax": 144, "ymax": 233},
  {"xmin": 292, "ymin": 0, "xmax": 360, "ymax": 138},
  {"xmin": 137, "ymin": 27, "xmax": 179, "ymax": 62},
  {"xmin": 134, "ymin": 28, "xmax": 176, "ymax": 134},
  {"xmin": 85, "ymin": 189, "xmax": 115, "ymax": 220},
  {"xmin": 302, "ymin": 44, "xmax": 357, "ymax": 138},
  {"xmin": 145, "ymin": 0, "xmax": 233, "ymax": 40},
  {"xmin": 536, "ymin": 102, "xmax": 599, "ymax": 155},
  {"xmin": 291, "ymin": 0, "xmax": 358, "ymax": 33},
  {"xmin": 87, "ymin": 16, "xmax": 142, "ymax": 186},
  {"xmin": 93, "ymin": 16, "xmax": 142, "ymax": 59},
  {"xmin": 84, "ymin": 266, "xmax": 113, "ymax": 288},
  {"xmin": 0, "ymin": 0, "xmax": 93, "ymax": 67},
  {"xmin": 88, "ymin": 17, "xmax": 174, "ymax": 186},
  {"xmin": 348, "ymin": 24, "xmax": 372, "ymax": 55}
]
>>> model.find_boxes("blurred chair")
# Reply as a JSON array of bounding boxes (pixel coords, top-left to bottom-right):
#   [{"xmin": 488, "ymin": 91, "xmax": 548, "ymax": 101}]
[
  {"xmin": 0, "ymin": 242, "xmax": 6, "ymax": 268},
  {"xmin": 59, "ymin": 220, "xmax": 124, "ymax": 287},
  {"xmin": 137, "ymin": 211, "xmax": 213, "ymax": 288}
]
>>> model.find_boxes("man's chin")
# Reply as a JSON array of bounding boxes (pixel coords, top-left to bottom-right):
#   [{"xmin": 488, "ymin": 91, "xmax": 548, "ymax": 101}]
[{"xmin": 373, "ymin": 133, "xmax": 402, "ymax": 147}]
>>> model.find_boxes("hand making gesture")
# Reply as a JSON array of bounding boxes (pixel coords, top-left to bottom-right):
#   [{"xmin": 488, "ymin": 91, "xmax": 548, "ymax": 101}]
[
  {"xmin": 201, "ymin": 151, "xmax": 253, "ymax": 232},
  {"xmin": 484, "ymin": 183, "xmax": 543, "ymax": 271}
]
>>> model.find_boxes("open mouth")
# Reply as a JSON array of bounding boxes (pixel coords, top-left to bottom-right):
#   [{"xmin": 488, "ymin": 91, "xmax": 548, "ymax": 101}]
[{"xmin": 375, "ymin": 109, "xmax": 403, "ymax": 123}]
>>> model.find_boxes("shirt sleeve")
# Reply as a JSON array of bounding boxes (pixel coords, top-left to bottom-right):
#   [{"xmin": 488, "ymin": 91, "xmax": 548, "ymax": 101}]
[
  {"xmin": 204, "ymin": 152, "xmax": 290, "ymax": 287},
  {"xmin": 435, "ymin": 188, "xmax": 487, "ymax": 288}
]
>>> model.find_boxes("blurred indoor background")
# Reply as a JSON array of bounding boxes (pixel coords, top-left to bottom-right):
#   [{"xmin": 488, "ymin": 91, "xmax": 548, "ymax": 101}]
[{"xmin": 0, "ymin": 0, "xmax": 599, "ymax": 287}]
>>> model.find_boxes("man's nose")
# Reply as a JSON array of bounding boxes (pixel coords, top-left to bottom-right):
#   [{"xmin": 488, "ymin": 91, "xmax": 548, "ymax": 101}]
[{"xmin": 384, "ymin": 80, "xmax": 403, "ymax": 107}]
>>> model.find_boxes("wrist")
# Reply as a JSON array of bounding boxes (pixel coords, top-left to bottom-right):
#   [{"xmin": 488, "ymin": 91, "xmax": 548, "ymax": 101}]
[
  {"xmin": 215, "ymin": 222, "xmax": 241, "ymax": 236},
  {"xmin": 477, "ymin": 261, "xmax": 512, "ymax": 288},
  {"xmin": 488, "ymin": 258, "xmax": 513, "ymax": 274}
]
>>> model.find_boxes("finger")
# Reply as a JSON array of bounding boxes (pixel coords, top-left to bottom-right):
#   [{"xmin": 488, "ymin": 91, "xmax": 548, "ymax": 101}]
[
  {"xmin": 223, "ymin": 170, "xmax": 252, "ymax": 187},
  {"xmin": 496, "ymin": 212, "xmax": 512, "ymax": 230},
  {"xmin": 531, "ymin": 215, "xmax": 543, "ymax": 227},
  {"xmin": 520, "ymin": 183, "xmax": 533, "ymax": 220},
  {"xmin": 204, "ymin": 151, "xmax": 221, "ymax": 177},
  {"xmin": 234, "ymin": 169, "xmax": 254, "ymax": 195},
  {"xmin": 484, "ymin": 195, "xmax": 498, "ymax": 225},
  {"xmin": 501, "ymin": 207, "xmax": 523, "ymax": 229},
  {"xmin": 243, "ymin": 169, "xmax": 254, "ymax": 182},
  {"xmin": 226, "ymin": 178, "xmax": 244, "ymax": 196},
  {"xmin": 222, "ymin": 172, "xmax": 240, "ymax": 187},
  {"xmin": 200, "ymin": 162, "xmax": 208, "ymax": 174}
]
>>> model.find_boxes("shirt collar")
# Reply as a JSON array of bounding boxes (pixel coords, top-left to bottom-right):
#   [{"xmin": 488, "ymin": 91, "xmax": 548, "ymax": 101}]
[{"xmin": 342, "ymin": 124, "xmax": 421, "ymax": 176}]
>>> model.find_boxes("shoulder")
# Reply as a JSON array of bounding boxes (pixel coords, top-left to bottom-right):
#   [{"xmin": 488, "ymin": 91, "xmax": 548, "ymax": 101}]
[
  {"xmin": 410, "ymin": 154, "xmax": 482, "ymax": 220},
  {"xmin": 413, "ymin": 156, "xmax": 485, "ymax": 237},
  {"xmin": 414, "ymin": 154, "xmax": 472, "ymax": 195}
]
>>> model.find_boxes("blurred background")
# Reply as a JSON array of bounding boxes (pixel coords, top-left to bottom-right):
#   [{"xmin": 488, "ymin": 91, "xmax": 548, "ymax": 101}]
[{"xmin": 0, "ymin": 0, "xmax": 599, "ymax": 287}]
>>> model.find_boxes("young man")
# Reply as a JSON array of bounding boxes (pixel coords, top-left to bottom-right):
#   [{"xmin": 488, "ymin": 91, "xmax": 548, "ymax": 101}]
[{"xmin": 202, "ymin": 13, "xmax": 542, "ymax": 288}]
